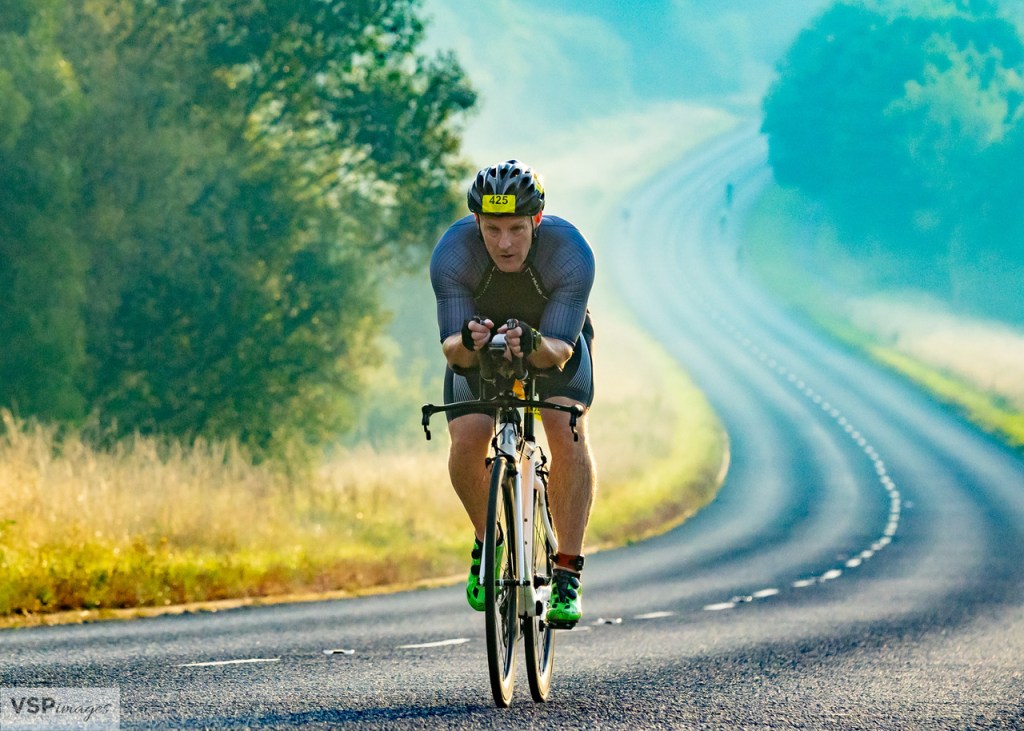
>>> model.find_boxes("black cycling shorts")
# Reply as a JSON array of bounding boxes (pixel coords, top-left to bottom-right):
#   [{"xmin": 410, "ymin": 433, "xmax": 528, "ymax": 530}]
[{"xmin": 442, "ymin": 330, "xmax": 594, "ymax": 422}]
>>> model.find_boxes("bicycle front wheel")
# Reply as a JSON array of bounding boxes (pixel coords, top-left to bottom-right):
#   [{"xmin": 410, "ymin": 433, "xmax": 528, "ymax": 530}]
[
  {"xmin": 484, "ymin": 456, "xmax": 518, "ymax": 707},
  {"xmin": 524, "ymin": 479, "xmax": 556, "ymax": 702}
]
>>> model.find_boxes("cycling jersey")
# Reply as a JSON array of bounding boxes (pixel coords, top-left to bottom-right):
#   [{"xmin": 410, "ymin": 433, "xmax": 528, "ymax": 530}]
[
  {"xmin": 430, "ymin": 214, "xmax": 595, "ymax": 347},
  {"xmin": 430, "ymin": 213, "xmax": 596, "ymax": 419}
]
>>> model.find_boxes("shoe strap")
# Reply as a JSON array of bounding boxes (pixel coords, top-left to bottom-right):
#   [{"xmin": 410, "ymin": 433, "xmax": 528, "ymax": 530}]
[
  {"xmin": 554, "ymin": 552, "xmax": 585, "ymax": 572},
  {"xmin": 551, "ymin": 568, "xmax": 580, "ymax": 597}
]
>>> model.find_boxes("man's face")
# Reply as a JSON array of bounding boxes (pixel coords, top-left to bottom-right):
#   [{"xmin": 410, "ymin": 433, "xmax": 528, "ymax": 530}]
[{"xmin": 476, "ymin": 213, "xmax": 542, "ymax": 273}]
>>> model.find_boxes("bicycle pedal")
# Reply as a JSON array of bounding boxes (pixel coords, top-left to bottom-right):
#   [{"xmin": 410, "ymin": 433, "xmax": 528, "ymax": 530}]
[{"xmin": 545, "ymin": 619, "xmax": 579, "ymax": 631}]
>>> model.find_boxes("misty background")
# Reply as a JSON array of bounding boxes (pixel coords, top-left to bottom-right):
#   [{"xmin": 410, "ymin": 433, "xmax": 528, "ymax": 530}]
[{"xmin": 2, "ymin": 0, "xmax": 1022, "ymax": 452}]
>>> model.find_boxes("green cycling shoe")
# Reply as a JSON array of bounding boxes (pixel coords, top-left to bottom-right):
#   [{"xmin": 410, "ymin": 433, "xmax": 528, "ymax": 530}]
[
  {"xmin": 546, "ymin": 568, "xmax": 583, "ymax": 628},
  {"xmin": 466, "ymin": 536, "xmax": 504, "ymax": 612}
]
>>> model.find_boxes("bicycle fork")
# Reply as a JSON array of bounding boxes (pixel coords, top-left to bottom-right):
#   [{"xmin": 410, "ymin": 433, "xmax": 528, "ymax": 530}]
[{"xmin": 516, "ymin": 440, "xmax": 558, "ymax": 620}]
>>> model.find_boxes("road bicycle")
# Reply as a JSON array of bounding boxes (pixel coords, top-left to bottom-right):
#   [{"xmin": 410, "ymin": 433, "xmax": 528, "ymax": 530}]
[{"xmin": 421, "ymin": 329, "xmax": 584, "ymax": 707}]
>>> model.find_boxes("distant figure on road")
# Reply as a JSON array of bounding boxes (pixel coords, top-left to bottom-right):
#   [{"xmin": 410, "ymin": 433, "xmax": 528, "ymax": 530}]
[{"xmin": 720, "ymin": 181, "xmax": 735, "ymax": 234}]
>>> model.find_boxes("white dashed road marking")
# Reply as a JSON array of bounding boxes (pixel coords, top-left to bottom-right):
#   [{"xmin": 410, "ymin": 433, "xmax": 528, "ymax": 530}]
[
  {"xmin": 704, "ymin": 602, "xmax": 737, "ymax": 612},
  {"xmin": 398, "ymin": 638, "xmax": 471, "ymax": 650},
  {"xmin": 634, "ymin": 611, "xmax": 675, "ymax": 620},
  {"xmin": 177, "ymin": 658, "xmax": 280, "ymax": 668},
  {"xmin": 698, "ymin": 304, "xmax": 904, "ymax": 612}
]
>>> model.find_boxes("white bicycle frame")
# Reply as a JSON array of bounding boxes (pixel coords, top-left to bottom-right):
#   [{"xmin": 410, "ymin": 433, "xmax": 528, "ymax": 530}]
[
  {"xmin": 421, "ymin": 332, "xmax": 579, "ymax": 624},
  {"xmin": 490, "ymin": 417, "xmax": 559, "ymax": 619}
]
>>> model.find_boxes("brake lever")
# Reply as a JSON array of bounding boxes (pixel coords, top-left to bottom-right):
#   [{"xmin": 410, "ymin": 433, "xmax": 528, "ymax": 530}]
[
  {"xmin": 421, "ymin": 405, "xmax": 433, "ymax": 441},
  {"xmin": 569, "ymin": 404, "xmax": 583, "ymax": 442}
]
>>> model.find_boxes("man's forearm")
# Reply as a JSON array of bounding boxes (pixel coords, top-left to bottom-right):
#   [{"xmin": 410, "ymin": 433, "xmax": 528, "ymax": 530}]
[
  {"xmin": 444, "ymin": 327, "xmax": 573, "ymax": 372},
  {"xmin": 527, "ymin": 336, "xmax": 572, "ymax": 371},
  {"xmin": 442, "ymin": 333, "xmax": 478, "ymax": 370}
]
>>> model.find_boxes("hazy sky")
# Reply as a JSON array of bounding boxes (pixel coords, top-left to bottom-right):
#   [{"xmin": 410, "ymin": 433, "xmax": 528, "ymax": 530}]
[{"xmin": 421, "ymin": 0, "xmax": 832, "ymax": 140}]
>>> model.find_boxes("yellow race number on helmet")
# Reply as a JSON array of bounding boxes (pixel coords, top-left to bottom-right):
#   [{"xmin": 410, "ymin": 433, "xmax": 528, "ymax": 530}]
[{"xmin": 482, "ymin": 194, "xmax": 517, "ymax": 214}]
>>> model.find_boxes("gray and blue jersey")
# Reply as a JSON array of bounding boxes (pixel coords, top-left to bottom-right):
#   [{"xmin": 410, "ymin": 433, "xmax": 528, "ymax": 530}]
[
  {"xmin": 430, "ymin": 214, "xmax": 595, "ymax": 346},
  {"xmin": 429, "ymin": 213, "xmax": 597, "ymax": 415}
]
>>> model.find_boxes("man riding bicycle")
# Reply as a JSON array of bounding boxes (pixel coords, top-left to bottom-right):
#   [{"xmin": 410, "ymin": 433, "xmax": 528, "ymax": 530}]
[{"xmin": 429, "ymin": 160, "xmax": 596, "ymax": 627}]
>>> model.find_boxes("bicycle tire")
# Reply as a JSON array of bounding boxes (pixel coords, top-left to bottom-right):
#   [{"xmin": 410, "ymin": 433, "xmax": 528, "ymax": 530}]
[
  {"xmin": 484, "ymin": 457, "xmax": 518, "ymax": 707},
  {"xmin": 524, "ymin": 477, "xmax": 556, "ymax": 702}
]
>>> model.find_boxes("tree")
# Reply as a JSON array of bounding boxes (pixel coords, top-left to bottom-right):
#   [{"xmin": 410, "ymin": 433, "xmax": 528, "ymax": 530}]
[
  {"xmin": 0, "ymin": 0, "xmax": 476, "ymax": 453},
  {"xmin": 0, "ymin": 1, "xmax": 88, "ymax": 420},
  {"xmin": 762, "ymin": 0, "xmax": 1024, "ymax": 312}
]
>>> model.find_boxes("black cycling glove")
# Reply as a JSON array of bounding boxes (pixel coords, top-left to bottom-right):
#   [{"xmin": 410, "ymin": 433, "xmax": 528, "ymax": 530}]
[
  {"xmin": 461, "ymin": 316, "xmax": 491, "ymax": 351},
  {"xmin": 506, "ymin": 319, "xmax": 542, "ymax": 357}
]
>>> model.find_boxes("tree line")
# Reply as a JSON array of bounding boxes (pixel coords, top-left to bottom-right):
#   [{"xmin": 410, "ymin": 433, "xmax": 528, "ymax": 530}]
[
  {"xmin": 0, "ymin": 0, "xmax": 474, "ymax": 455},
  {"xmin": 762, "ymin": 0, "xmax": 1024, "ymax": 319}
]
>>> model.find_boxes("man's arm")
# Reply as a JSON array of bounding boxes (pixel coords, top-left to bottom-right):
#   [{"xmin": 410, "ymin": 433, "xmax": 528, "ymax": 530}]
[
  {"xmin": 526, "ymin": 334, "xmax": 573, "ymax": 371},
  {"xmin": 442, "ymin": 333, "xmax": 478, "ymax": 370}
]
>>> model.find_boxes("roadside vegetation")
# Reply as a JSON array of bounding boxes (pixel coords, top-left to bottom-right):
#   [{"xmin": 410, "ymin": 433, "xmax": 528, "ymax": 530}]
[
  {"xmin": 752, "ymin": 0, "xmax": 1024, "ymax": 451},
  {"xmin": 762, "ymin": 0, "xmax": 1024, "ymax": 325},
  {"xmin": 0, "ymin": 304, "xmax": 725, "ymax": 626},
  {"xmin": 0, "ymin": 99, "xmax": 733, "ymax": 626},
  {"xmin": 0, "ymin": 302, "xmax": 726, "ymax": 626},
  {"xmin": 0, "ymin": 1, "xmax": 475, "ymax": 457},
  {"xmin": 744, "ymin": 185, "xmax": 1024, "ymax": 450}
]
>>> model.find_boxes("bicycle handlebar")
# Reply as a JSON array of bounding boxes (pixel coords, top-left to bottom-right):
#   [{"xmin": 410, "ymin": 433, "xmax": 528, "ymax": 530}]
[
  {"xmin": 421, "ymin": 324, "xmax": 584, "ymax": 441},
  {"xmin": 420, "ymin": 398, "xmax": 584, "ymax": 442}
]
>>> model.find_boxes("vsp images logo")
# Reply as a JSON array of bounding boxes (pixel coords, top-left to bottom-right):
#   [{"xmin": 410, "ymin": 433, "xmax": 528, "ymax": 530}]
[{"xmin": 1, "ymin": 688, "xmax": 120, "ymax": 730}]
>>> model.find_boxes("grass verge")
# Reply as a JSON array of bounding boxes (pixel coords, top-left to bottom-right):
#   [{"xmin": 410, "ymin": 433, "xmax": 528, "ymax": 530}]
[
  {"xmin": 743, "ymin": 184, "xmax": 1024, "ymax": 451},
  {"xmin": 0, "ymin": 416, "xmax": 468, "ymax": 627}
]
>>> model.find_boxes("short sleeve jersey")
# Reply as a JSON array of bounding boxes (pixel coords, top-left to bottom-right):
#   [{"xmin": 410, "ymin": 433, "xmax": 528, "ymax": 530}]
[{"xmin": 429, "ymin": 215, "xmax": 596, "ymax": 346}]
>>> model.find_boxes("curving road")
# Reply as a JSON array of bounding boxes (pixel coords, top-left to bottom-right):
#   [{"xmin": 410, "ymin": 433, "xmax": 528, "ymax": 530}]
[{"xmin": 2, "ymin": 128, "xmax": 1024, "ymax": 729}]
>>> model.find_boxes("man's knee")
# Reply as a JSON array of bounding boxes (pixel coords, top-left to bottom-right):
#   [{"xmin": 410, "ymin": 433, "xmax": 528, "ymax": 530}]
[
  {"xmin": 541, "ymin": 397, "xmax": 590, "ymax": 452},
  {"xmin": 448, "ymin": 413, "xmax": 493, "ymax": 454}
]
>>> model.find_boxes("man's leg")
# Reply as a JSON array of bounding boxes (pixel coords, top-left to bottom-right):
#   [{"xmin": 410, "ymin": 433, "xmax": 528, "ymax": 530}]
[
  {"xmin": 449, "ymin": 412, "xmax": 500, "ymax": 612},
  {"xmin": 447, "ymin": 412, "xmax": 494, "ymax": 540},
  {"xmin": 540, "ymin": 397, "xmax": 596, "ymax": 558},
  {"xmin": 541, "ymin": 397, "xmax": 594, "ymax": 626}
]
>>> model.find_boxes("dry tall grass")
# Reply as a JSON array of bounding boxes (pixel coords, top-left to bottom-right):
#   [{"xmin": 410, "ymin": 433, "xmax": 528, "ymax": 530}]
[
  {"xmin": 745, "ymin": 185, "xmax": 1024, "ymax": 449},
  {"xmin": 0, "ymin": 297, "xmax": 726, "ymax": 623},
  {"xmin": 0, "ymin": 411, "xmax": 467, "ymax": 620},
  {"xmin": 849, "ymin": 297, "xmax": 1024, "ymax": 411}
]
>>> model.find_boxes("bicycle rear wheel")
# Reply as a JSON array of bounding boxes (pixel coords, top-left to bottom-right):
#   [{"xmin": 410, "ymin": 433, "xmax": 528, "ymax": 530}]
[
  {"xmin": 484, "ymin": 457, "xmax": 518, "ymax": 707},
  {"xmin": 524, "ymin": 479, "xmax": 556, "ymax": 702}
]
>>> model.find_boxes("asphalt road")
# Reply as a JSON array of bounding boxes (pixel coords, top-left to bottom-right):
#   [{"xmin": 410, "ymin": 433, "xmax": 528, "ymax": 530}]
[{"xmin": 2, "ymin": 128, "xmax": 1023, "ymax": 729}]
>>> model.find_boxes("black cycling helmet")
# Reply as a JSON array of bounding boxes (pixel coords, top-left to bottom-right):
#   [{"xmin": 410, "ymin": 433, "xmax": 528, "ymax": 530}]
[{"xmin": 467, "ymin": 160, "xmax": 545, "ymax": 216}]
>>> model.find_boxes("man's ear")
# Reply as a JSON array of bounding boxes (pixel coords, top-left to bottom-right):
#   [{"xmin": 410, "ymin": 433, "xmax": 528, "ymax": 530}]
[{"xmin": 533, "ymin": 211, "xmax": 544, "ymax": 226}]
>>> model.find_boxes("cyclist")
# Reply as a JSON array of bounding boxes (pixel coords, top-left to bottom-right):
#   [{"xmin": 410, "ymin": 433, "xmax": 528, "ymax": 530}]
[{"xmin": 429, "ymin": 160, "xmax": 596, "ymax": 627}]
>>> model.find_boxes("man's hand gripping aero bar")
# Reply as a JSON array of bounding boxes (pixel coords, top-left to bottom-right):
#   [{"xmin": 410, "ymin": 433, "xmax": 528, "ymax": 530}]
[{"xmin": 422, "ymin": 318, "xmax": 583, "ymax": 441}]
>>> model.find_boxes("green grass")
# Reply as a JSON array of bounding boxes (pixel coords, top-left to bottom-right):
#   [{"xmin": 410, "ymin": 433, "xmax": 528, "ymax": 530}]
[{"xmin": 867, "ymin": 347, "xmax": 1024, "ymax": 448}]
